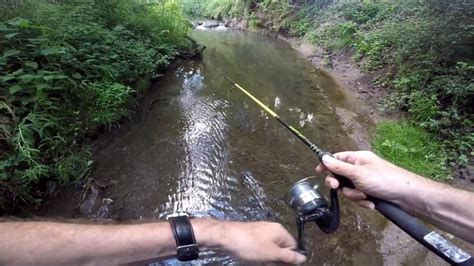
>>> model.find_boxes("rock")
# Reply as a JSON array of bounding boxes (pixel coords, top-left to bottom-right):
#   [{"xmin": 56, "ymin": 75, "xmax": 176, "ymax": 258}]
[
  {"xmin": 97, "ymin": 198, "xmax": 113, "ymax": 220},
  {"xmin": 78, "ymin": 183, "xmax": 100, "ymax": 216},
  {"xmin": 203, "ymin": 20, "xmax": 220, "ymax": 28},
  {"xmin": 46, "ymin": 181, "xmax": 58, "ymax": 196}
]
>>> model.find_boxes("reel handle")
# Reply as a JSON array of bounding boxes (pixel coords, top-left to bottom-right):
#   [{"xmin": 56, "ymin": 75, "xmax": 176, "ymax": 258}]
[{"xmin": 319, "ymin": 152, "xmax": 473, "ymax": 265}]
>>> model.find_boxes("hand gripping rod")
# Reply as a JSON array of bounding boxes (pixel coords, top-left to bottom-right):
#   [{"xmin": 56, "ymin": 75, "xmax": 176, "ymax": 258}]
[{"xmin": 218, "ymin": 71, "xmax": 473, "ymax": 265}]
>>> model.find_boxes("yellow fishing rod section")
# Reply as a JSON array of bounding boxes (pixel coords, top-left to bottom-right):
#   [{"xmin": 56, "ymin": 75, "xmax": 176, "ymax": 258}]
[{"xmin": 218, "ymin": 70, "xmax": 323, "ymax": 157}]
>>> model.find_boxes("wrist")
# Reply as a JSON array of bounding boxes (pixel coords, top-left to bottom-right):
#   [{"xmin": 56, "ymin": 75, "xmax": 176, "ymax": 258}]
[
  {"xmin": 391, "ymin": 170, "xmax": 433, "ymax": 212},
  {"xmin": 190, "ymin": 219, "xmax": 225, "ymax": 250}
]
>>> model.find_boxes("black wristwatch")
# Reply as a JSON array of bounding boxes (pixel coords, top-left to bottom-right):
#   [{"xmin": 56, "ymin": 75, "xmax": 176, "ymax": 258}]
[{"xmin": 167, "ymin": 212, "xmax": 199, "ymax": 261}]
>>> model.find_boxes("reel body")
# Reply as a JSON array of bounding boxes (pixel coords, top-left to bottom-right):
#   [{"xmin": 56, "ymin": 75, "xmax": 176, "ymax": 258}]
[{"xmin": 287, "ymin": 177, "xmax": 340, "ymax": 253}]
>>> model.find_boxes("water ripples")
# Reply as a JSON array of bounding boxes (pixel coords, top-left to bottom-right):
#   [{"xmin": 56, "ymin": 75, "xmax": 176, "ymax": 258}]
[{"xmin": 158, "ymin": 68, "xmax": 273, "ymax": 223}]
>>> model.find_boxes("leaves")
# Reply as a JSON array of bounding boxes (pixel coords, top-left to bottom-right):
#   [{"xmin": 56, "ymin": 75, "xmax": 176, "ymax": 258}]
[
  {"xmin": 72, "ymin": 73, "xmax": 82, "ymax": 79},
  {"xmin": 8, "ymin": 18, "xmax": 31, "ymax": 28},
  {"xmin": 5, "ymin": 32, "xmax": 20, "ymax": 39},
  {"xmin": 0, "ymin": 0, "xmax": 190, "ymax": 212},
  {"xmin": 1, "ymin": 74, "xmax": 15, "ymax": 82},
  {"xmin": 25, "ymin": 61, "xmax": 38, "ymax": 69},
  {"xmin": 9, "ymin": 84, "xmax": 22, "ymax": 95},
  {"xmin": 1, "ymin": 49, "xmax": 21, "ymax": 59},
  {"xmin": 39, "ymin": 47, "xmax": 65, "ymax": 56}
]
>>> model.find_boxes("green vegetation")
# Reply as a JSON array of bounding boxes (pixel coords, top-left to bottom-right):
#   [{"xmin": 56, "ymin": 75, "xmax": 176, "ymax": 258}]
[
  {"xmin": 0, "ymin": 0, "xmax": 192, "ymax": 213},
  {"xmin": 182, "ymin": 0, "xmax": 473, "ymax": 179},
  {"xmin": 182, "ymin": 0, "xmax": 250, "ymax": 19},
  {"xmin": 372, "ymin": 121, "xmax": 449, "ymax": 181}
]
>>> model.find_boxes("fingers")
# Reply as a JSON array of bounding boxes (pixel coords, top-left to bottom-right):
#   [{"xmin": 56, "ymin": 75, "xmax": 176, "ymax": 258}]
[
  {"xmin": 255, "ymin": 223, "xmax": 306, "ymax": 264},
  {"xmin": 274, "ymin": 247, "xmax": 307, "ymax": 264},
  {"xmin": 334, "ymin": 150, "xmax": 378, "ymax": 164},
  {"xmin": 315, "ymin": 163, "xmax": 327, "ymax": 173},
  {"xmin": 356, "ymin": 200, "xmax": 375, "ymax": 209},
  {"xmin": 316, "ymin": 151, "xmax": 357, "ymax": 173},
  {"xmin": 271, "ymin": 223, "xmax": 297, "ymax": 248},
  {"xmin": 332, "ymin": 151, "xmax": 358, "ymax": 164},
  {"xmin": 269, "ymin": 224, "xmax": 306, "ymax": 263},
  {"xmin": 341, "ymin": 188, "xmax": 374, "ymax": 209},
  {"xmin": 325, "ymin": 176, "xmax": 339, "ymax": 189},
  {"xmin": 322, "ymin": 155, "xmax": 358, "ymax": 179},
  {"xmin": 342, "ymin": 187, "xmax": 366, "ymax": 201}
]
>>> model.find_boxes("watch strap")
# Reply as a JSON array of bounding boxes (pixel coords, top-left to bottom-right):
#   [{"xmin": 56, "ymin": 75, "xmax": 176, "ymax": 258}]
[{"xmin": 169, "ymin": 216, "xmax": 199, "ymax": 261}]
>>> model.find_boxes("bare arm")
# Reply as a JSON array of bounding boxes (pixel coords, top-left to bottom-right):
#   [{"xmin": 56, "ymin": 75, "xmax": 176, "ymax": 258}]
[
  {"xmin": 0, "ymin": 219, "xmax": 306, "ymax": 265},
  {"xmin": 316, "ymin": 151, "xmax": 474, "ymax": 244}
]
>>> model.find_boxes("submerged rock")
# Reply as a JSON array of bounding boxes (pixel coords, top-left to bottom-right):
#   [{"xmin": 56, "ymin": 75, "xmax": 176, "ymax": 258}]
[{"xmin": 203, "ymin": 20, "xmax": 220, "ymax": 28}]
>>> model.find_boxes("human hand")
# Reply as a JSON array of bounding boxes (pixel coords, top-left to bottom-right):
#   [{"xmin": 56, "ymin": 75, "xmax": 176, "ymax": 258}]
[
  {"xmin": 214, "ymin": 221, "xmax": 306, "ymax": 264},
  {"xmin": 315, "ymin": 151, "xmax": 423, "ymax": 209}
]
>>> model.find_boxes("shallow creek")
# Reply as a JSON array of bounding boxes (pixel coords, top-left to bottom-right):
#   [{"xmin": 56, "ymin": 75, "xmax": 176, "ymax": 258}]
[{"xmin": 39, "ymin": 29, "xmax": 389, "ymax": 265}]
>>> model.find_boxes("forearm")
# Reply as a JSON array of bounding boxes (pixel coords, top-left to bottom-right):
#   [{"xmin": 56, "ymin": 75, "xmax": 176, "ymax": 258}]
[
  {"xmin": 396, "ymin": 176, "xmax": 474, "ymax": 243},
  {"xmin": 0, "ymin": 221, "xmax": 173, "ymax": 264},
  {"xmin": 0, "ymin": 219, "xmax": 220, "ymax": 265}
]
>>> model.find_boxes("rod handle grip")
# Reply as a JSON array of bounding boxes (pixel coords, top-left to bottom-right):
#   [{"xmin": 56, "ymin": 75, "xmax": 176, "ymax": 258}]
[
  {"xmin": 369, "ymin": 197, "xmax": 473, "ymax": 265},
  {"xmin": 319, "ymin": 152, "xmax": 473, "ymax": 265}
]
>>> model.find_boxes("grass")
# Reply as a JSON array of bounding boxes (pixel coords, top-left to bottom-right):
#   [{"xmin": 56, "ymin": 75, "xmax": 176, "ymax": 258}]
[{"xmin": 372, "ymin": 121, "xmax": 450, "ymax": 182}]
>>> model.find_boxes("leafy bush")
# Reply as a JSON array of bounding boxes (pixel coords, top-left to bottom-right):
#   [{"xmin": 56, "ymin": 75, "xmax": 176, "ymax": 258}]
[
  {"xmin": 354, "ymin": 4, "xmax": 473, "ymax": 168},
  {"xmin": 182, "ymin": 0, "xmax": 249, "ymax": 20},
  {"xmin": 372, "ymin": 121, "xmax": 450, "ymax": 181},
  {"xmin": 87, "ymin": 82, "xmax": 135, "ymax": 127},
  {"xmin": 0, "ymin": 0, "xmax": 191, "ymax": 213},
  {"xmin": 327, "ymin": 22, "xmax": 358, "ymax": 50},
  {"xmin": 339, "ymin": 2, "xmax": 395, "ymax": 24},
  {"xmin": 288, "ymin": 18, "xmax": 314, "ymax": 36}
]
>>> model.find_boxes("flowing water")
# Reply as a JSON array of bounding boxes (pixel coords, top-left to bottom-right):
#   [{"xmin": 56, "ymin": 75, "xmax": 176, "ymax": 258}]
[{"xmin": 39, "ymin": 29, "xmax": 385, "ymax": 265}]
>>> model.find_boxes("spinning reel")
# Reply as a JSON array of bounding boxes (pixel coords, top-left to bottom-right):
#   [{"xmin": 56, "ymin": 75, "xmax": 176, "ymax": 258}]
[{"xmin": 286, "ymin": 177, "xmax": 340, "ymax": 253}]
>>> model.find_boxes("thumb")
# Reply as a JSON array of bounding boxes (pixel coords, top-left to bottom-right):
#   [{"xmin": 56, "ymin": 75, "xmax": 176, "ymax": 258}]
[
  {"xmin": 275, "ymin": 248, "xmax": 307, "ymax": 264},
  {"xmin": 322, "ymin": 155, "xmax": 357, "ymax": 179}
]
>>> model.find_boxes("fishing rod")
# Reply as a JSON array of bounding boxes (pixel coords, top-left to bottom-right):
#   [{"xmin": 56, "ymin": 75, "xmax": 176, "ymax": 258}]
[{"xmin": 218, "ymin": 70, "xmax": 473, "ymax": 265}]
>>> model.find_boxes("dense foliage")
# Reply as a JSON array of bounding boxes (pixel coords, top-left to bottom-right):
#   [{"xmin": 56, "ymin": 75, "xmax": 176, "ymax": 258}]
[
  {"xmin": 183, "ymin": 0, "xmax": 473, "ymax": 180},
  {"xmin": 0, "ymin": 0, "xmax": 192, "ymax": 213}
]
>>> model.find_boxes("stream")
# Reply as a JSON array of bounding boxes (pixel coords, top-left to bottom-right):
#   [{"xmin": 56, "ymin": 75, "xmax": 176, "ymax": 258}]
[{"xmin": 38, "ymin": 29, "xmax": 386, "ymax": 265}]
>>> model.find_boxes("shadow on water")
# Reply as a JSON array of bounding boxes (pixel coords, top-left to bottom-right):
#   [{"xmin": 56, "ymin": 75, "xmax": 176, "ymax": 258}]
[{"xmin": 38, "ymin": 30, "xmax": 384, "ymax": 265}]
